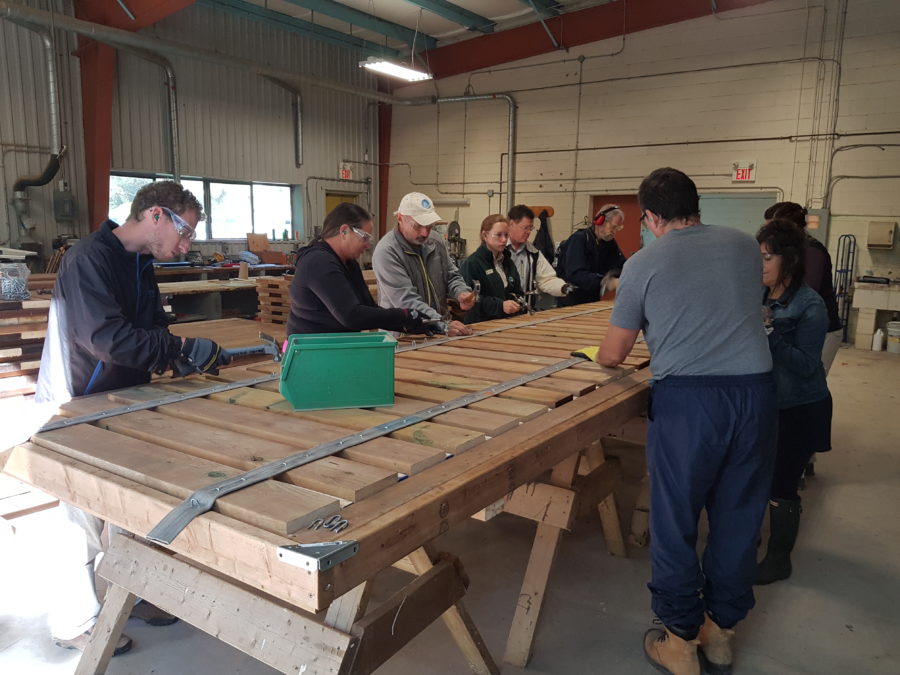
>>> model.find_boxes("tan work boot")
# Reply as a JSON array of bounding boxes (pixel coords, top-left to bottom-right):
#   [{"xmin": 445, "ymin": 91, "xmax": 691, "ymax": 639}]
[
  {"xmin": 698, "ymin": 614, "xmax": 735, "ymax": 675},
  {"xmin": 643, "ymin": 627, "xmax": 700, "ymax": 675},
  {"xmin": 54, "ymin": 629, "xmax": 133, "ymax": 656}
]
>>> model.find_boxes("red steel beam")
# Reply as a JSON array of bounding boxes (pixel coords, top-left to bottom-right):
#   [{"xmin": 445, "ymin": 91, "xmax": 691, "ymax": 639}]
[{"xmin": 423, "ymin": 0, "xmax": 775, "ymax": 80}]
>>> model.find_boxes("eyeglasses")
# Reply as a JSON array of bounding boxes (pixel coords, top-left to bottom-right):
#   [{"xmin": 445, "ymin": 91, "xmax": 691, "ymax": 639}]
[
  {"xmin": 161, "ymin": 206, "xmax": 196, "ymax": 241},
  {"xmin": 488, "ymin": 231, "xmax": 510, "ymax": 240},
  {"xmin": 351, "ymin": 226, "xmax": 373, "ymax": 243},
  {"xmin": 512, "ymin": 223, "xmax": 534, "ymax": 233}
]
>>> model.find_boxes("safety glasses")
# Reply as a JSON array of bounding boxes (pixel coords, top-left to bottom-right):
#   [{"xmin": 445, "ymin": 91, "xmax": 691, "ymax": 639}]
[
  {"xmin": 350, "ymin": 226, "xmax": 373, "ymax": 243},
  {"xmin": 161, "ymin": 206, "xmax": 196, "ymax": 241}
]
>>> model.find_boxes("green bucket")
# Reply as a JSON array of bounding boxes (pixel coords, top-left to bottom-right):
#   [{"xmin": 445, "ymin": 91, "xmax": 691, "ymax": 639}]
[{"xmin": 279, "ymin": 331, "xmax": 397, "ymax": 410}]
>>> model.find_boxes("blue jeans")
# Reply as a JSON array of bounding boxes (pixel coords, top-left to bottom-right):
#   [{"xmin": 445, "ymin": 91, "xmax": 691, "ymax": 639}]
[{"xmin": 646, "ymin": 373, "xmax": 777, "ymax": 638}]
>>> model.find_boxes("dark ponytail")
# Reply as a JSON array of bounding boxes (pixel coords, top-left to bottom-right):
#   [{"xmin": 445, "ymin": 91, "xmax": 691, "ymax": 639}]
[{"xmin": 318, "ymin": 203, "xmax": 372, "ymax": 241}]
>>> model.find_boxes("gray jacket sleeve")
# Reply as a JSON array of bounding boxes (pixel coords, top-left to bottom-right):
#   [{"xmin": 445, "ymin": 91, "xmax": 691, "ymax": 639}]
[{"xmin": 372, "ymin": 238, "xmax": 444, "ymax": 321}]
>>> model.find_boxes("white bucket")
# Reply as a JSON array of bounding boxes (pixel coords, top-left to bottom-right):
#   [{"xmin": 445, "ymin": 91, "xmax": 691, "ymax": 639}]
[{"xmin": 887, "ymin": 321, "xmax": 900, "ymax": 354}]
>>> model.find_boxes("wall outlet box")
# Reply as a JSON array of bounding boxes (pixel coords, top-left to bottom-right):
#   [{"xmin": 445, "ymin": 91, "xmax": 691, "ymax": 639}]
[{"xmin": 867, "ymin": 221, "xmax": 895, "ymax": 249}]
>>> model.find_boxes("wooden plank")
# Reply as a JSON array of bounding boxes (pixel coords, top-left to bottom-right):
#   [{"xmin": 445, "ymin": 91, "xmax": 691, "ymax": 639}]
[
  {"xmin": 395, "ymin": 358, "xmax": 594, "ymax": 396},
  {"xmin": 195, "ymin": 383, "xmax": 485, "ymax": 454},
  {"xmin": 373, "ymin": 396, "xmax": 520, "ymax": 435},
  {"xmin": 3, "ymin": 443, "xmax": 328, "ymax": 611},
  {"xmin": 404, "ymin": 349, "xmax": 606, "ymax": 384},
  {"xmin": 98, "ymin": 535, "xmax": 353, "ymax": 675},
  {"xmin": 492, "ymin": 481, "xmax": 576, "ymax": 530},
  {"xmin": 93, "ymin": 408, "xmax": 395, "ymax": 503},
  {"xmin": 393, "ymin": 381, "xmax": 548, "ymax": 421},
  {"xmin": 32, "ymin": 424, "xmax": 338, "ymax": 535},
  {"xmin": 104, "ymin": 388, "xmax": 444, "ymax": 476},
  {"xmin": 393, "ymin": 367, "xmax": 569, "ymax": 407}
]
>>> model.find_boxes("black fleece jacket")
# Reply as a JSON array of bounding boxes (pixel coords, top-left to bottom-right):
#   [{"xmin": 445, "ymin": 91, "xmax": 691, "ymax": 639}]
[
  {"xmin": 459, "ymin": 243, "xmax": 525, "ymax": 324},
  {"xmin": 36, "ymin": 220, "xmax": 182, "ymax": 401},
  {"xmin": 287, "ymin": 241, "xmax": 407, "ymax": 335}
]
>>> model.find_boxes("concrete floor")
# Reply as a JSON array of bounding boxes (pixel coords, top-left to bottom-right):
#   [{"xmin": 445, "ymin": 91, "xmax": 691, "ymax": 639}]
[{"xmin": 1, "ymin": 346, "xmax": 898, "ymax": 674}]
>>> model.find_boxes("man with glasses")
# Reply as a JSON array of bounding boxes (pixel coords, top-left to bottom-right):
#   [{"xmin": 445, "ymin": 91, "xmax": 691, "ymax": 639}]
[
  {"xmin": 372, "ymin": 192, "xmax": 475, "ymax": 336},
  {"xmin": 558, "ymin": 204, "xmax": 627, "ymax": 307},
  {"xmin": 596, "ymin": 168, "xmax": 776, "ymax": 675},
  {"xmin": 506, "ymin": 205, "xmax": 573, "ymax": 311},
  {"xmin": 35, "ymin": 180, "xmax": 230, "ymax": 656}
]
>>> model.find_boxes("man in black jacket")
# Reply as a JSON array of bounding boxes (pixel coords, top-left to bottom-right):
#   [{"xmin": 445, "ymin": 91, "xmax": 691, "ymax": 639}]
[
  {"xmin": 558, "ymin": 204, "xmax": 627, "ymax": 307},
  {"xmin": 35, "ymin": 181, "xmax": 229, "ymax": 655}
]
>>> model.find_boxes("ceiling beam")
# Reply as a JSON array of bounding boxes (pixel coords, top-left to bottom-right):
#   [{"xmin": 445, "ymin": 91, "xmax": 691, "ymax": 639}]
[
  {"xmin": 281, "ymin": 0, "xmax": 437, "ymax": 50},
  {"xmin": 200, "ymin": 0, "xmax": 400, "ymax": 58},
  {"xmin": 421, "ymin": 0, "xmax": 775, "ymax": 79},
  {"xmin": 403, "ymin": 0, "xmax": 494, "ymax": 34},
  {"xmin": 520, "ymin": 0, "xmax": 561, "ymax": 18}
]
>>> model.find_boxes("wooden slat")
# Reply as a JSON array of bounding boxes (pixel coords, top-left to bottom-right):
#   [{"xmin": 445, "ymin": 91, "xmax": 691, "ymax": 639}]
[
  {"xmin": 393, "ymin": 367, "xmax": 570, "ymax": 407},
  {"xmin": 393, "ymin": 381, "xmax": 548, "ymax": 421},
  {"xmin": 374, "ymin": 396, "xmax": 520, "ymax": 435},
  {"xmin": 32, "ymin": 425, "xmax": 338, "ymax": 535},
  {"xmin": 96, "ymin": 410, "xmax": 396, "ymax": 503},
  {"xmin": 105, "ymin": 387, "xmax": 445, "ymax": 475}
]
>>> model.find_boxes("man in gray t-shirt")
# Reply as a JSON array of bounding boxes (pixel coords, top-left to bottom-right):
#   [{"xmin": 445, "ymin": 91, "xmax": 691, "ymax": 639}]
[{"xmin": 597, "ymin": 168, "xmax": 777, "ymax": 675}]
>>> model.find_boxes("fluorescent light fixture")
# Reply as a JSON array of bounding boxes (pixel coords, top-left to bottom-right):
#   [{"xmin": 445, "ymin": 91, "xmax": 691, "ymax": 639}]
[{"xmin": 360, "ymin": 56, "xmax": 432, "ymax": 82}]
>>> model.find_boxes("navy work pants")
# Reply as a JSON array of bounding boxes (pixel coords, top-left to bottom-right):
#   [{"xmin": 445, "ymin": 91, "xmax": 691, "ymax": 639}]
[{"xmin": 646, "ymin": 373, "xmax": 777, "ymax": 639}]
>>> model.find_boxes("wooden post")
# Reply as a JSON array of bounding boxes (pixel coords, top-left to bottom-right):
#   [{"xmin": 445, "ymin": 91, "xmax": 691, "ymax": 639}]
[
  {"xmin": 73, "ymin": 583, "xmax": 135, "ymax": 675},
  {"xmin": 503, "ymin": 452, "xmax": 581, "ymax": 667}
]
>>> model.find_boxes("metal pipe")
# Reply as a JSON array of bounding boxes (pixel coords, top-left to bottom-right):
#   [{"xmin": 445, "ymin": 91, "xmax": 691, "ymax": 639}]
[
  {"xmin": 411, "ymin": 93, "xmax": 518, "ymax": 211},
  {"xmin": 825, "ymin": 174, "xmax": 900, "ymax": 210},
  {"xmin": 38, "ymin": 28, "xmax": 61, "ymax": 155},
  {"xmin": 124, "ymin": 49, "xmax": 180, "ymax": 180},
  {"xmin": 0, "ymin": 1, "xmax": 403, "ymax": 105}
]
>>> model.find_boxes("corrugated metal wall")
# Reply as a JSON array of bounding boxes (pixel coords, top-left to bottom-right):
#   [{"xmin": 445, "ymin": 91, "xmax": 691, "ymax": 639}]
[
  {"xmin": 0, "ymin": 0, "xmax": 87, "ymax": 252},
  {"xmin": 112, "ymin": 3, "xmax": 381, "ymax": 236}
]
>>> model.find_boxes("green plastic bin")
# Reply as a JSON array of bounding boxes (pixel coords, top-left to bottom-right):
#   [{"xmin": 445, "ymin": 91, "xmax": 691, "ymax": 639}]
[{"xmin": 279, "ymin": 331, "xmax": 397, "ymax": 410}]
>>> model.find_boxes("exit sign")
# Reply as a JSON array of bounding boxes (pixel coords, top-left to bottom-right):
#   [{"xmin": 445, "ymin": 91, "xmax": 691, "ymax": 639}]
[{"xmin": 732, "ymin": 161, "xmax": 756, "ymax": 182}]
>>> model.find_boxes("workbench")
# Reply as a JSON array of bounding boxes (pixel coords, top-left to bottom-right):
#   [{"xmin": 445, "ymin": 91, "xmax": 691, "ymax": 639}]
[
  {"xmin": 2, "ymin": 303, "xmax": 650, "ymax": 674},
  {"xmin": 153, "ymin": 264, "xmax": 293, "ymax": 281},
  {"xmin": 157, "ymin": 278, "xmax": 260, "ymax": 322}
]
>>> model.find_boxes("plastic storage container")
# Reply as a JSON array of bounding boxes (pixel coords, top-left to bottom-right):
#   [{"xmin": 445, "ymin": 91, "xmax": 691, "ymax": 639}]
[
  {"xmin": 887, "ymin": 321, "xmax": 900, "ymax": 354},
  {"xmin": 0, "ymin": 262, "xmax": 31, "ymax": 301},
  {"xmin": 279, "ymin": 331, "xmax": 397, "ymax": 410}
]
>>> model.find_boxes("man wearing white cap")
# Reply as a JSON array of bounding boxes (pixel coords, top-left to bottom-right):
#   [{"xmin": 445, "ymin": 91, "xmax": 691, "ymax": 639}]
[{"xmin": 372, "ymin": 192, "xmax": 475, "ymax": 336}]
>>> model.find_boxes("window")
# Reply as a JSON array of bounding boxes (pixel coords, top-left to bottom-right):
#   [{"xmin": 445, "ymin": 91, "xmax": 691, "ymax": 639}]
[
  {"xmin": 209, "ymin": 182, "xmax": 252, "ymax": 239},
  {"xmin": 108, "ymin": 175, "xmax": 154, "ymax": 224},
  {"xmin": 108, "ymin": 174, "xmax": 297, "ymax": 240},
  {"xmin": 252, "ymin": 184, "xmax": 292, "ymax": 240}
]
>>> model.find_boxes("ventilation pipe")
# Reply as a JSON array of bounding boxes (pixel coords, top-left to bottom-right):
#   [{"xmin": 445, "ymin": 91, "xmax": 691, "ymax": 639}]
[
  {"xmin": 0, "ymin": 1, "xmax": 519, "ymax": 216},
  {"xmin": 11, "ymin": 25, "xmax": 65, "ymax": 236}
]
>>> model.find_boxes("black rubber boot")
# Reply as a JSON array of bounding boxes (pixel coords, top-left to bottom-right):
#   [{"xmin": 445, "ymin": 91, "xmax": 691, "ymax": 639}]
[{"xmin": 755, "ymin": 498, "xmax": 801, "ymax": 585}]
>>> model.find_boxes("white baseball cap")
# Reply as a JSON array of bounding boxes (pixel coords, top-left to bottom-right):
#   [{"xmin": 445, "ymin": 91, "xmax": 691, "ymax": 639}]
[{"xmin": 395, "ymin": 192, "xmax": 445, "ymax": 226}]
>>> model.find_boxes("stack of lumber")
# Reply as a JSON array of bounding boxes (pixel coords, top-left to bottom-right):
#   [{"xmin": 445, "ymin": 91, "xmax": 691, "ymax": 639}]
[
  {"xmin": 3, "ymin": 303, "xmax": 651, "ymax": 616},
  {"xmin": 27, "ymin": 273, "xmax": 57, "ymax": 294},
  {"xmin": 255, "ymin": 275, "xmax": 292, "ymax": 324},
  {"xmin": 0, "ymin": 296, "xmax": 50, "ymax": 398},
  {"xmin": 363, "ymin": 269, "xmax": 379, "ymax": 302}
]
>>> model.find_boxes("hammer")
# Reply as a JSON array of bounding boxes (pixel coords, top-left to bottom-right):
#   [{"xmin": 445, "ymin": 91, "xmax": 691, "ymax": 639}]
[{"xmin": 223, "ymin": 332, "xmax": 283, "ymax": 362}]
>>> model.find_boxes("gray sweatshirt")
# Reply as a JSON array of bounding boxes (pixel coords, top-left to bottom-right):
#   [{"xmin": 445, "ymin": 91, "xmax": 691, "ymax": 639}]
[{"xmin": 372, "ymin": 228, "xmax": 471, "ymax": 321}]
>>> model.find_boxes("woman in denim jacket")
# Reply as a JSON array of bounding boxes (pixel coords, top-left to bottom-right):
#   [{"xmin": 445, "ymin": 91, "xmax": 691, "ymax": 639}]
[{"xmin": 755, "ymin": 219, "xmax": 832, "ymax": 585}]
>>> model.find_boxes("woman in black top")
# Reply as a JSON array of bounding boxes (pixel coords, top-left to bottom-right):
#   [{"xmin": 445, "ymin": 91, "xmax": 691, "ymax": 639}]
[{"xmin": 287, "ymin": 203, "xmax": 431, "ymax": 335}]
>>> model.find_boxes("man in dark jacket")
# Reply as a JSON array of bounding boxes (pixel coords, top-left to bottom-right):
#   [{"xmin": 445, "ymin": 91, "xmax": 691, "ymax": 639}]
[
  {"xmin": 35, "ymin": 181, "xmax": 229, "ymax": 656},
  {"xmin": 558, "ymin": 204, "xmax": 627, "ymax": 306}
]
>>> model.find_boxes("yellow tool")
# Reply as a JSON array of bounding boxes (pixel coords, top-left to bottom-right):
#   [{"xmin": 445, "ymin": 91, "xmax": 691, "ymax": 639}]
[{"xmin": 571, "ymin": 346, "xmax": 600, "ymax": 362}]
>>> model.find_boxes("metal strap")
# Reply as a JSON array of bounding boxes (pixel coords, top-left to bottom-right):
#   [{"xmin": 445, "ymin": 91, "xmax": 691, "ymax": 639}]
[
  {"xmin": 146, "ymin": 354, "xmax": 614, "ymax": 545},
  {"xmin": 36, "ymin": 374, "xmax": 278, "ymax": 433}
]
